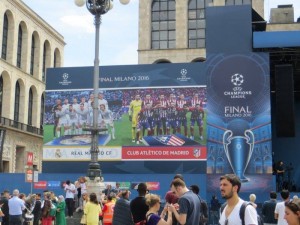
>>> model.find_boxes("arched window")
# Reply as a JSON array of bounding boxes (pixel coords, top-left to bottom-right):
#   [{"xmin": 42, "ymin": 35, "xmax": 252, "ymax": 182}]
[
  {"xmin": 30, "ymin": 35, "xmax": 35, "ymax": 75},
  {"xmin": 28, "ymin": 88, "xmax": 33, "ymax": 125},
  {"xmin": 188, "ymin": 0, "xmax": 213, "ymax": 48},
  {"xmin": 17, "ymin": 25, "xmax": 23, "ymax": 68},
  {"xmin": 151, "ymin": 0, "xmax": 176, "ymax": 49},
  {"xmin": 43, "ymin": 42, "xmax": 46, "ymax": 75},
  {"xmin": 1, "ymin": 14, "xmax": 8, "ymax": 60},
  {"xmin": 40, "ymin": 94, "xmax": 45, "ymax": 128},
  {"xmin": 0, "ymin": 76, "xmax": 3, "ymax": 117},
  {"xmin": 54, "ymin": 52, "xmax": 57, "ymax": 68},
  {"xmin": 225, "ymin": 0, "xmax": 251, "ymax": 5},
  {"xmin": 14, "ymin": 82, "xmax": 20, "ymax": 122}
]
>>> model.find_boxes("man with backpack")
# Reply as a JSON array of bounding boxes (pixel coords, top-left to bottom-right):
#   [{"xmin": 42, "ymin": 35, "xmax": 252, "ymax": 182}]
[
  {"xmin": 190, "ymin": 185, "xmax": 208, "ymax": 225},
  {"xmin": 219, "ymin": 174, "xmax": 258, "ymax": 225}
]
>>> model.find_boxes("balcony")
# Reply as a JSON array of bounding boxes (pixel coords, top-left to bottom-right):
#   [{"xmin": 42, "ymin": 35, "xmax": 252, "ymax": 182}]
[{"xmin": 0, "ymin": 116, "xmax": 43, "ymax": 136}]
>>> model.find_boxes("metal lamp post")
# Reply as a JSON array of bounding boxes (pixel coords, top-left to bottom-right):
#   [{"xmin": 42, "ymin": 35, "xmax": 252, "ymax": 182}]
[{"xmin": 75, "ymin": 0, "xmax": 130, "ymax": 193}]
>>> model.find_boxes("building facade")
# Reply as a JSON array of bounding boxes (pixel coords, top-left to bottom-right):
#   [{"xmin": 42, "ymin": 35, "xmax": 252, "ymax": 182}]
[
  {"xmin": 0, "ymin": 0, "xmax": 65, "ymax": 173},
  {"xmin": 138, "ymin": 0, "xmax": 264, "ymax": 64}
]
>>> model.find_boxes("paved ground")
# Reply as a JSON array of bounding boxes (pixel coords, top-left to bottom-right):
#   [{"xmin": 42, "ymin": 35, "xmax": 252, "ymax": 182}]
[{"xmin": 66, "ymin": 211, "xmax": 82, "ymax": 225}]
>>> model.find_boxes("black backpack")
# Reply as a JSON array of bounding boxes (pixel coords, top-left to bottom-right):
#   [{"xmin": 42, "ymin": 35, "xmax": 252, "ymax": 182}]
[
  {"xmin": 220, "ymin": 201, "xmax": 263, "ymax": 225},
  {"xmin": 199, "ymin": 197, "xmax": 209, "ymax": 225}
]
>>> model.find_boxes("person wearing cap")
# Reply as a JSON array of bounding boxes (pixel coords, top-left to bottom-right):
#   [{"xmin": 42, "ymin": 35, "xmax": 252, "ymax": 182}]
[
  {"xmin": 130, "ymin": 183, "xmax": 149, "ymax": 224},
  {"xmin": 284, "ymin": 198, "xmax": 300, "ymax": 225}
]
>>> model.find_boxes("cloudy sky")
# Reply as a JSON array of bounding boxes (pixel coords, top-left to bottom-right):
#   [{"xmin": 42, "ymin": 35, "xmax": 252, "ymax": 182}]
[{"xmin": 21, "ymin": 0, "xmax": 300, "ymax": 67}]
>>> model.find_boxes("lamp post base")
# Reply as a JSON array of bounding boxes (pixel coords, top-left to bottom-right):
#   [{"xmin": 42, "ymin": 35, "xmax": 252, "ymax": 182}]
[{"xmin": 85, "ymin": 176, "xmax": 106, "ymax": 202}]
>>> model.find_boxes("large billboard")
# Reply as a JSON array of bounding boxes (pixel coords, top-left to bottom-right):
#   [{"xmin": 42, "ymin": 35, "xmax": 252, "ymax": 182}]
[
  {"xmin": 206, "ymin": 53, "xmax": 273, "ymax": 192},
  {"xmin": 44, "ymin": 63, "xmax": 207, "ymax": 174}
]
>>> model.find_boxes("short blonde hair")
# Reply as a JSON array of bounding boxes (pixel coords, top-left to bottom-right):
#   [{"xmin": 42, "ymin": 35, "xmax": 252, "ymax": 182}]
[
  {"xmin": 249, "ymin": 193, "xmax": 256, "ymax": 202},
  {"xmin": 145, "ymin": 194, "xmax": 160, "ymax": 208}
]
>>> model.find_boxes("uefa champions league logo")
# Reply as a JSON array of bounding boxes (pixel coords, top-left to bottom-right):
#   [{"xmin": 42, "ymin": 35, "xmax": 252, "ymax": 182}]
[
  {"xmin": 59, "ymin": 73, "xmax": 72, "ymax": 86},
  {"xmin": 177, "ymin": 68, "xmax": 190, "ymax": 81},
  {"xmin": 231, "ymin": 73, "xmax": 244, "ymax": 86},
  {"xmin": 62, "ymin": 73, "xmax": 69, "ymax": 81},
  {"xmin": 181, "ymin": 69, "xmax": 187, "ymax": 77}
]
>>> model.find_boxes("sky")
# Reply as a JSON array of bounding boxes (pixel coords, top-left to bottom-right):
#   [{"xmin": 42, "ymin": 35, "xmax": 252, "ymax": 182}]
[{"xmin": 21, "ymin": 0, "xmax": 300, "ymax": 68}]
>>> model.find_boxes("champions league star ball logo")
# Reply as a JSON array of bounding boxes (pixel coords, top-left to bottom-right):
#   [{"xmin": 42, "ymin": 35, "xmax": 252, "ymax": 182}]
[
  {"xmin": 181, "ymin": 69, "xmax": 187, "ymax": 77},
  {"xmin": 231, "ymin": 73, "xmax": 244, "ymax": 86},
  {"xmin": 62, "ymin": 73, "xmax": 69, "ymax": 81}
]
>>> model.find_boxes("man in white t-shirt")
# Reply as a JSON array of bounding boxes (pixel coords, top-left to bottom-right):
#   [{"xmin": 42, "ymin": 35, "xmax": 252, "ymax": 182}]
[
  {"xmin": 274, "ymin": 190, "xmax": 290, "ymax": 225},
  {"xmin": 219, "ymin": 174, "xmax": 258, "ymax": 225},
  {"xmin": 64, "ymin": 180, "xmax": 76, "ymax": 218}
]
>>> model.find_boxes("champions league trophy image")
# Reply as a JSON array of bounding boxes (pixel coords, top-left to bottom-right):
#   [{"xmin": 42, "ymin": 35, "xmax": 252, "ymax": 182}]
[{"xmin": 223, "ymin": 129, "xmax": 255, "ymax": 182}]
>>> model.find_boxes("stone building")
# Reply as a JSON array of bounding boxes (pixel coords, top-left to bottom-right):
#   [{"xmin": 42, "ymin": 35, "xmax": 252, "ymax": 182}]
[{"xmin": 0, "ymin": 0, "xmax": 64, "ymax": 172}]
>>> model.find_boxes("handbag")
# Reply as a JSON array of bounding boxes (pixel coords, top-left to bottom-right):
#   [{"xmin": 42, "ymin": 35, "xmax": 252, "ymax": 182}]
[{"xmin": 80, "ymin": 214, "xmax": 87, "ymax": 224}]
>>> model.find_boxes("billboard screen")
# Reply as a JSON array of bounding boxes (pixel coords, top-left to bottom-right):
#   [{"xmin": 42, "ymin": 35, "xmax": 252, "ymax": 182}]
[{"xmin": 44, "ymin": 63, "xmax": 207, "ymax": 173}]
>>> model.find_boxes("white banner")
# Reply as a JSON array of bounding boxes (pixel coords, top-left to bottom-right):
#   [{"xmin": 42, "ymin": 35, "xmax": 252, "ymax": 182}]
[{"xmin": 43, "ymin": 146, "xmax": 122, "ymax": 161}]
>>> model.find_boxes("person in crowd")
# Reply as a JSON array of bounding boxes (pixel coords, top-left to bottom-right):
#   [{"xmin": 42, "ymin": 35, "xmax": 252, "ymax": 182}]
[
  {"xmin": 284, "ymin": 199, "xmax": 300, "ymax": 225},
  {"xmin": 219, "ymin": 174, "xmax": 258, "ymax": 225},
  {"xmin": 130, "ymin": 182, "xmax": 149, "ymax": 224},
  {"xmin": 164, "ymin": 174, "xmax": 184, "ymax": 225},
  {"xmin": 41, "ymin": 192, "xmax": 52, "ymax": 225},
  {"xmin": 249, "ymin": 194, "xmax": 258, "ymax": 208},
  {"xmin": 32, "ymin": 193, "xmax": 42, "ymax": 225},
  {"xmin": 275, "ymin": 190, "xmax": 290, "ymax": 225},
  {"xmin": 80, "ymin": 193, "xmax": 89, "ymax": 225},
  {"xmin": 84, "ymin": 193, "xmax": 102, "ymax": 225},
  {"xmin": 170, "ymin": 178, "xmax": 201, "ymax": 225},
  {"xmin": 0, "ymin": 202, "xmax": 4, "ymax": 225},
  {"xmin": 23, "ymin": 194, "xmax": 36, "ymax": 225},
  {"xmin": 55, "ymin": 195, "xmax": 66, "ymax": 225},
  {"xmin": 0, "ymin": 190, "xmax": 10, "ymax": 225},
  {"xmin": 112, "ymin": 190, "xmax": 134, "ymax": 225},
  {"xmin": 102, "ymin": 194, "xmax": 116, "ymax": 225},
  {"xmin": 75, "ymin": 177, "xmax": 87, "ymax": 212},
  {"xmin": 145, "ymin": 194, "xmax": 173, "ymax": 225},
  {"xmin": 190, "ymin": 184, "xmax": 208, "ymax": 225},
  {"xmin": 276, "ymin": 161, "xmax": 285, "ymax": 191},
  {"xmin": 9, "ymin": 189, "xmax": 25, "ymax": 225},
  {"xmin": 64, "ymin": 180, "xmax": 76, "ymax": 218},
  {"xmin": 103, "ymin": 184, "xmax": 113, "ymax": 198},
  {"xmin": 112, "ymin": 183, "xmax": 121, "ymax": 195},
  {"xmin": 210, "ymin": 195, "xmax": 221, "ymax": 225},
  {"xmin": 262, "ymin": 191, "xmax": 277, "ymax": 225}
]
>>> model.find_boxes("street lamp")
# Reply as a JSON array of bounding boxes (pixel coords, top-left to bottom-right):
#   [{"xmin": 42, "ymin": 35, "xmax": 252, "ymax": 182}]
[{"xmin": 74, "ymin": 0, "xmax": 130, "ymax": 184}]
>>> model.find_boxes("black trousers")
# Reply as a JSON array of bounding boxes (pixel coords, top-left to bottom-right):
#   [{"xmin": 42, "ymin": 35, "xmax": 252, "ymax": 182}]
[{"xmin": 65, "ymin": 198, "xmax": 74, "ymax": 217}]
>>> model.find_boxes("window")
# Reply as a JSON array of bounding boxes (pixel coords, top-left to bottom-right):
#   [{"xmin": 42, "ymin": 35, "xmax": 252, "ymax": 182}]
[
  {"xmin": 225, "ymin": 0, "xmax": 251, "ymax": 5},
  {"xmin": 40, "ymin": 94, "xmax": 45, "ymax": 128},
  {"xmin": 54, "ymin": 52, "xmax": 57, "ymax": 68},
  {"xmin": 14, "ymin": 82, "xmax": 20, "ymax": 122},
  {"xmin": 28, "ymin": 88, "xmax": 33, "ymax": 125},
  {"xmin": 151, "ymin": 0, "xmax": 176, "ymax": 49},
  {"xmin": 30, "ymin": 35, "xmax": 35, "ymax": 75},
  {"xmin": 188, "ymin": 0, "xmax": 213, "ymax": 48},
  {"xmin": 1, "ymin": 14, "xmax": 8, "ymax": 60},
  {"xmin": 17, "ymin": 25, "xmax": 23, "ymax": 68},
  {"xmin": 0, "ymin": 76, "xmax": 3, "ymax": 117},
  {"xmin": 43, "ymin": 42, "xmax": 46, "ymax": 75}
]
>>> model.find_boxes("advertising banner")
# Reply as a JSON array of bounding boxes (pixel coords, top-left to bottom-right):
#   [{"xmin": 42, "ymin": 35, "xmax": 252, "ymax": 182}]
[
  {"xmin": 44, "ymin": 63, "xmax": 207, "ymax": 174},
  {"xmin": 206, "ymin": 53, "xmax": 272, "ymax": 192}
]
